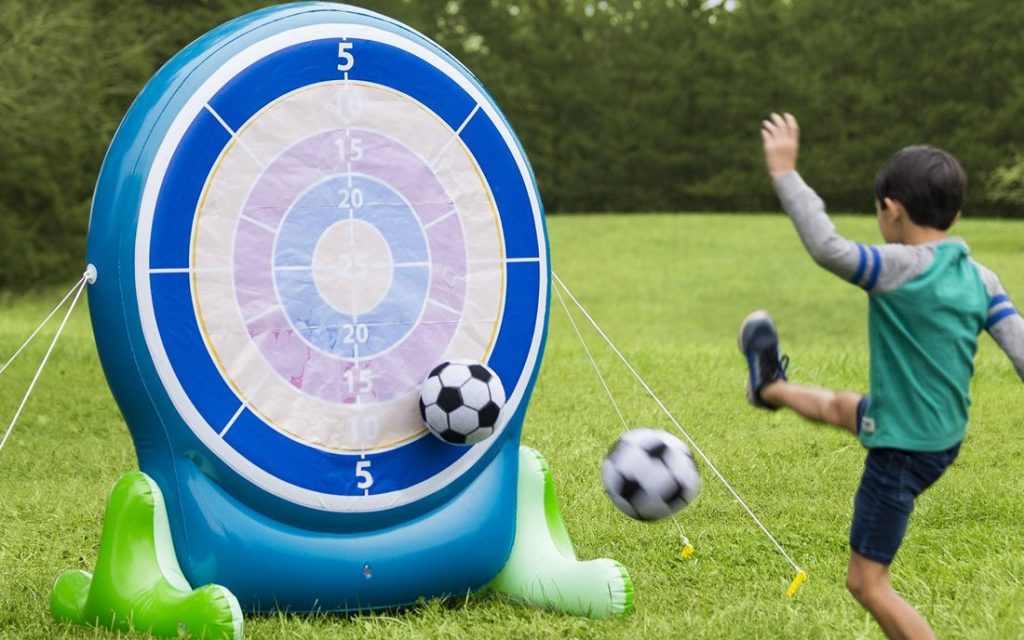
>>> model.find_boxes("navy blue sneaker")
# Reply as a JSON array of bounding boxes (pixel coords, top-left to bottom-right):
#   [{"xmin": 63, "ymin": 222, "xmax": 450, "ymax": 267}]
[{"xmin": 738, "ymin": 311, "xmax": 789, "ymax": 409}]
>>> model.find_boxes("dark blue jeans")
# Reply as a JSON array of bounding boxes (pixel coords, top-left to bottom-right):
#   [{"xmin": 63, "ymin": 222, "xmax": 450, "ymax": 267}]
[{"xmin": 849, "ymin": 443, "xmax": 961, "ymax": 564}]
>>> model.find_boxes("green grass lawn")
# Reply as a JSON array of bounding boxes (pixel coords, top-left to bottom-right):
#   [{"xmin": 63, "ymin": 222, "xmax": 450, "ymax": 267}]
[{"xmin": 1, "ymin": 213, "xmax": 1022, "ymax": 639}]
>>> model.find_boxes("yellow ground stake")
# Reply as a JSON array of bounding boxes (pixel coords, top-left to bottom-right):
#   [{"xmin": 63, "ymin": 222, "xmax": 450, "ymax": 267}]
[
  {"xmin": 786, "ymin": 570, "xmax": 808, "ymax": 598},
  {"xmin": 676, "ymin": 531, "xmax": 694, "ymax": 559}
]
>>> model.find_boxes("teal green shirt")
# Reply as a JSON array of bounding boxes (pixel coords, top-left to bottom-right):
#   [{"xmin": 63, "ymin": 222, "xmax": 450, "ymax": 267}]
[
  {"xmin": 859, "ymin": 242, "xmax": 988, "ymax": 451},
  {"xmin": 774, "ymin": 172, "xmax": 1024, "ymax": 451}
]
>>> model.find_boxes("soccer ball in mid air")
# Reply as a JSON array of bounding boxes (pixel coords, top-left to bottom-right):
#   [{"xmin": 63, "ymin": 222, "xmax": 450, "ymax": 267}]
[
  {"xmin": 602, "ymin": 428, "xmax": 701, "ymax": 521},
  {"xmin": 419, "ymin": 360, "xmax": 506, "ymax": 445}
]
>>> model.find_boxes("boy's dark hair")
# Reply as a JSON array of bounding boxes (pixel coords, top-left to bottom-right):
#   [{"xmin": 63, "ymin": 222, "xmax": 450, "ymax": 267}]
[{"xmin": 874, "ymin": 145, "xmax": 966, "ymax": 230}]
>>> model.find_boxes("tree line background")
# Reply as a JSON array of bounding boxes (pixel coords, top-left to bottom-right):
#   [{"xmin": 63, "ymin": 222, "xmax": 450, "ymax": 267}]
[{"xmin": 1, "ymin": 0, "xmax": 1022, "ymax": 290}]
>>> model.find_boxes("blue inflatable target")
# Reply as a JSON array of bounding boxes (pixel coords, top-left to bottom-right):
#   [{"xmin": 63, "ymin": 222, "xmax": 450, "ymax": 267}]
[{"xmin": 86, "ymin": 3, "xmax": 549, "ymax": 610}]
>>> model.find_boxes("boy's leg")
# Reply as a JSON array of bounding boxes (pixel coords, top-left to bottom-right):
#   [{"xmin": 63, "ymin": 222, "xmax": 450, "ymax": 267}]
[
  {"xmin": 846, "ymin": 551, "xmax": 935, "ymax": 640},
  {"xmin": 848, "ymin": 444, "xmax": 959, "ymax": 640},
  {"xmin": 739, "ymin": 310, "xmax": 862, "ymax": 433},
  {"xmin": 761, "ymin": 381, "xmax": 861, "ymax": 434}
]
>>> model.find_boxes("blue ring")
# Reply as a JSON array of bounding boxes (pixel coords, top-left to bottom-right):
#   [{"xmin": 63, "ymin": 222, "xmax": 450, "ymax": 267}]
[{"xmin": 273, "ymin": 175, "xmax": 430, "ymax": 358}]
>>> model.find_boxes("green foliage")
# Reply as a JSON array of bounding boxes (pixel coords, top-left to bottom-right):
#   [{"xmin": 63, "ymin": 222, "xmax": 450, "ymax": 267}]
[
  {"xmin": 1, "ymin": 0, "xmax": 1023, "ymax": 290},
  {"xmin": 0, "ymin": 2, "xmax": 100, "ymax": 291},
  {"xmin": 987, "ymin": 153, "xmax": 1024, "ymax": 206},
  {"xmin": 1, "ymin": 215, "xmax": 1023, "ymax": 638}
]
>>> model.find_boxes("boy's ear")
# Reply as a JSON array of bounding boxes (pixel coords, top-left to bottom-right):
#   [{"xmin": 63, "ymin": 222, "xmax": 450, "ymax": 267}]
[{"xmin": 883, "ymin": 197, "xmax": 907, "ymax": 220}]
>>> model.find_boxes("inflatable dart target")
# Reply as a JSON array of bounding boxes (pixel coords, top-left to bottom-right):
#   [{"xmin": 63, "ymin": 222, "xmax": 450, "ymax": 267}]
[{"xmin": 51, "ymin": 5, "xmax": 631, "ymax": 638}]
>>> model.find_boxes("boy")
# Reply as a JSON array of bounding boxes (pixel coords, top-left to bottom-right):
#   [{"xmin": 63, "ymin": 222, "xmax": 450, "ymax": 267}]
[{"xmin": 743, "ymin": 113, "xmax": 1024, "ymax": 639}]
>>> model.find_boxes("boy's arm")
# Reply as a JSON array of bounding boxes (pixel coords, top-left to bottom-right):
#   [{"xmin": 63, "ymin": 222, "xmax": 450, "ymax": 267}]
[
  {"xmin": 773, "ymin": 172, "xmax": 861, "ymax": 281},
  {"xmin": 773, "ymin": 172, "xmax": 932, "ymax": 292},
  {"xmin": 763, "ymin": 114, "xmax": 930, "ymax": 293},
  {"xmin": 974, "ymin": 262, "xmax": 1024, "ymax": 382}
]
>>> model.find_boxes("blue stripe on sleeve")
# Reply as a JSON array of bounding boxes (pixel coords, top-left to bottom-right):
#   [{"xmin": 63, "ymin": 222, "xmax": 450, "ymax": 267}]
[
  {"xmin": 850, "ymin": 244, "xmax": 867, "ymax": 285},
  {"xmin": 864, "ymin": 246, "xmax": 882, "ymax": 291},
  {"xmin": 986, "ymin": 306, "xmax": 1019, "ymax": 330},
  {"xmin": 989, "ymin": 294, "xmax": 1010, "ymax": 309}
]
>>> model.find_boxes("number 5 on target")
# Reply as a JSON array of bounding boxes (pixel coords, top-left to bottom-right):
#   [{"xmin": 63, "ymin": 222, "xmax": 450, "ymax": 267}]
[
  {"xmin": 356, "ymin": 460, "xmax": 373, "ymax": 490},
  {"xmin": 337, "ymin": 42, "xmax": 355, "ymax": 71}
]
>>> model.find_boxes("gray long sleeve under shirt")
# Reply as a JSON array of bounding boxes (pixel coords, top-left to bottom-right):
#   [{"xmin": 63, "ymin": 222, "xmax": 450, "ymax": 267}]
[{"xmin": 774, "ymin": 171, "xmax": 1024, "ymax": 382}]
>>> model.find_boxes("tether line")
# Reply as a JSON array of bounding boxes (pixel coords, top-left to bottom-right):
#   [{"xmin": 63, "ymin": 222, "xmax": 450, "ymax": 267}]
[
  {"xmin": 0, "ymin": 273, "xmax": 89, "ymax": 458},
  {"xmin": 552, "ymin": 271, "xmax": 803, "ymax": 577},
  {"xmin": 0, "ymin": 275, "xmax": 86, "ymax": 378},
  {"xmin": 554, "ymin": 271, "xmax": 697, "ymax": 556},
  {"xmin": 552, "ymin": 283, "xmax": 629, "ymax": 430}
]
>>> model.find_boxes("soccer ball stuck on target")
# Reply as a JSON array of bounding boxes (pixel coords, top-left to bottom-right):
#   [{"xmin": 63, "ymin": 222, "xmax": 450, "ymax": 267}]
[{"xmin": 419, "ymin": 360, "xmax": 506, "ymax": 445}]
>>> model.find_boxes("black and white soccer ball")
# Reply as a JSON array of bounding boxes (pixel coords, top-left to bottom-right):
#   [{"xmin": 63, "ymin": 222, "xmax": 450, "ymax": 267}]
[
  {"xmin": 601, "ymin": 428, "xmax": 700, "ymax": 521},
  {"xmin": 419, "ymin": 360, "xmax": 506, "ymax": 445}
]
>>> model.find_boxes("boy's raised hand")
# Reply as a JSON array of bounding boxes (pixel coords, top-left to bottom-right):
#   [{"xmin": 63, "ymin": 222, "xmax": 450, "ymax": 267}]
[{"xmin": 762, "ymin": 112, "xmax": 799, "ymax": 180}]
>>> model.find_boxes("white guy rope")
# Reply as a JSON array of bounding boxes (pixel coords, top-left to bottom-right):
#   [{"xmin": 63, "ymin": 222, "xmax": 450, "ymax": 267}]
[
  {"xmin": 0, "ymin": 274, "xmax": 88, "ymax": 379},
  {"xmin": 0, "ymin": 274, "xmax": 89, "ymax": 458},
  {"xmin": 552, "ymin": 271, "xmax": 802, "ymax": 575},
  {"xmin": 555, "ymin": 273, "xmax": 695, "ymax": 556},
  {"xmin": 552, "ymin": 283, "xmax": 629, "ymax": 430}
]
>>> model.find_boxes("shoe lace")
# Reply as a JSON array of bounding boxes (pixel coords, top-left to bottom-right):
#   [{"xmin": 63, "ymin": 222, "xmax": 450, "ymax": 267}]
[{"xmin": 759, "ymin": 350, "xmax": 789, "ymax": 382}]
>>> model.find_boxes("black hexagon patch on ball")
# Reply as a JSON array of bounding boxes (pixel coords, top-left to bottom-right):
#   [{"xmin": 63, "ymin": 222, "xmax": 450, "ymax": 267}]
[
  {"xmin": 601, "ymin": 428, "xmax": 701, "ymax": 521},
  {"xmin": 419, "ymin": 360, "xmax": 507, "ymax": 446}
]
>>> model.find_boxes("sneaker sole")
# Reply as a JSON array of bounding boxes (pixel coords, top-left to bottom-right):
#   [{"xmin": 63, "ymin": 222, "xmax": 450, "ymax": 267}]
[
  {"xmin": 738, "ymin": 310, "xmax": 776, "ymax": 410},
  {"xmin": 737, "ymin": 310, "xmax": 774, "ymax": 352}
]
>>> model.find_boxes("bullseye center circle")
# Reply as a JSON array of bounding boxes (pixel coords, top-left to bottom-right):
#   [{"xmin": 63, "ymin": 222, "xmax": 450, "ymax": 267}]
[{"xmin": 313, "ymin": 219, "xmax": 393, "ymax": 315}]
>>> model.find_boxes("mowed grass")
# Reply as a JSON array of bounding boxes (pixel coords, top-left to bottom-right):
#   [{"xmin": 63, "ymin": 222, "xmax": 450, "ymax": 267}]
[{"xmin": 1, "ymin": 214, "xmax": 1022, "ymax": 639}]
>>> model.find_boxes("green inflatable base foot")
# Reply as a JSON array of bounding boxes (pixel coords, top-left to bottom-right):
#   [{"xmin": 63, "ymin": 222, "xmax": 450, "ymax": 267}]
[
  {"xmin": 489, "ymin": 447, "xmax": 634, "ymax": 618},
  {"xmin": 51, "ymin": 471, "xmax": 243, "ymax": 639}
]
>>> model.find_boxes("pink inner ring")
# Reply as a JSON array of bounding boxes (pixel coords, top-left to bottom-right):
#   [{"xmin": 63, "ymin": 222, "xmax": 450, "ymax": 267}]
[{"xmin": 229, "ymin": 129, "xmax": 469, "ymax": 404}]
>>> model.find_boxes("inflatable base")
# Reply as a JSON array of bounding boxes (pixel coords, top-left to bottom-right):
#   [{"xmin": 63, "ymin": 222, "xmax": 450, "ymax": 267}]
[
  {"xmin": 51, "ymin": 472, "xmax": 242, "ymax": 639},
  {"xmin": 51, "ymin": 448, "xmax": 631, "ymax": 638},
  {"xmin": 490, "ymin": 447, "xmax": 633, "ymax": 617}
]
